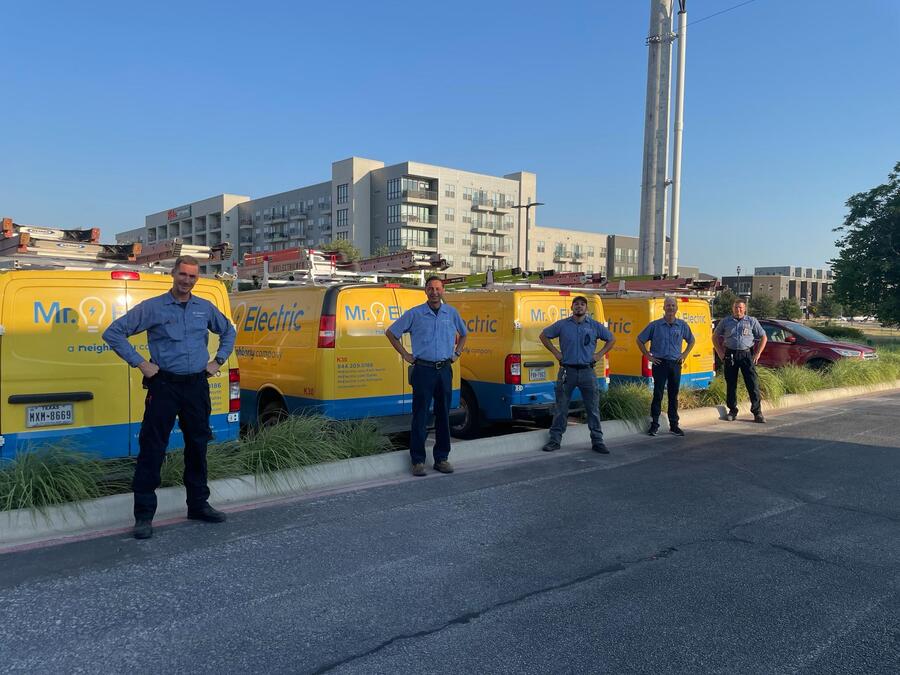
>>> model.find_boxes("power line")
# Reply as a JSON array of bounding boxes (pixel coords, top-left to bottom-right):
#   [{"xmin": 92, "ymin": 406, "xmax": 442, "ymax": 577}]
[{"xmin": 687, "ymin": 0, "xmax": 761, "ymax": 27}]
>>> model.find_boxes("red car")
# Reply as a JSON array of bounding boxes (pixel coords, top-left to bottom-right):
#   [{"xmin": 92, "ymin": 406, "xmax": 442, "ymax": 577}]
[{"xmin": 757, "ymin": 319, "xmax": 877, "ymax": 369}]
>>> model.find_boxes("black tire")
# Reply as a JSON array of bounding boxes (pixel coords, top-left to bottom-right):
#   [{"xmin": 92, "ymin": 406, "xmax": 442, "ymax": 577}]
[
  {"xmin": 806, "ymin": 358, "xmax": 833, "ymax": 371},
  {"xmin": 450, "ymin": 384, "xmax": 481, "ymax": 439},
  {"xmin": 259, "ymin": 396, "xmax": 288, "ymax": 427}
]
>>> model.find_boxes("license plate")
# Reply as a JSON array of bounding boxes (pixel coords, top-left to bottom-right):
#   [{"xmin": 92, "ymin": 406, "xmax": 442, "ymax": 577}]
[
  {"xmin": 26, "ymin": 404, "xmax": 74, "ymax": 428},
  {"xmin": 529, "ymin": 368, "xmax": 547, "ymax": 382}
]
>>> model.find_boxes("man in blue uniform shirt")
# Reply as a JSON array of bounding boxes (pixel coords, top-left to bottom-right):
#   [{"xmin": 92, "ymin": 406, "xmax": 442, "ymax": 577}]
[
  {"xmin": 636, "ymin": 296, "xmax": 696, "ymax": 436},
  {"xmin": 387, "ymin": 276, "xmax": 468, "ymax": 476},
  {"xmin": 539, "ymin": 295, "xmax": 616, "ymax": 454},
  {"xmin": 713, "ymin": 299, "xmax": 768, "ymax": 423},
  {"xmin": 103, "ymin": 255, "xmax": 236, "ymax": 539}
]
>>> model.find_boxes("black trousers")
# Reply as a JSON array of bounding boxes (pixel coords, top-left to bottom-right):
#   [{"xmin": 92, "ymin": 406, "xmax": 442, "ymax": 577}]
[
  {"xmin": 133, "ymin": 373, "xmax": 212, "ymax": 520},
  {"xmin": 409, "ymin": 362, "xmax": 452, "ymax": 466},
  {"xmin": 650, "ymin": 359, "xmax": 682, "ymax": 425},
  {"xmin": 723, "ymin": 350, "xmax": 762, "ymax": 416}
]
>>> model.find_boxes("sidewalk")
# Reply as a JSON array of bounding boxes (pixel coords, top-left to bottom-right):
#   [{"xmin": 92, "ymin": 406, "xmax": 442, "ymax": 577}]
[{"xmin": 2, "ymin": 380, "xmax": 898, "ymax": 551}]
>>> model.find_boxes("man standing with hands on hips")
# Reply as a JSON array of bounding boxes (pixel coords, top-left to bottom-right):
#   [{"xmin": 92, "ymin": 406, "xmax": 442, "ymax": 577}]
[
  {"xmin": 713, "ymin": 299, "xmax": 768, "ymax": 423},
  {"xmin": 636, "ymin": 296, "xmax": 696, "ymax": 437},
  {"xmin": 387, "ymin": 276, "xmax": 467, "ymax": 477},
  {"xmin": 103, "ymin": 255, "xmax": 236, "ymax": 539},
  {"xmin": 540, "ymin": 295, "xmax": 616, "ymax": 454}
]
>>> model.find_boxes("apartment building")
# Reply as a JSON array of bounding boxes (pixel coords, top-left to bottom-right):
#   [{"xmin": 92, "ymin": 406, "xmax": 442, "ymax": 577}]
[
  {"xmin": 529, "ymin": 225, "xmax": 610, "ymax": 275},
  {"xmin": 721, "ymin": 266, "xmax": 833, "ymax": 306}
]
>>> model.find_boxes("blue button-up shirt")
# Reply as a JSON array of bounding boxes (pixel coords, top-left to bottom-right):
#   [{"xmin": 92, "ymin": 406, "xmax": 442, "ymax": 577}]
[
  {"xmin": 542, "ymin": 316, "xmax": 614, "ymax": 365},
  {"xmin": 637, "ymin": 317, "xmax": 695, "ymax": 360},
  {"xmin": 103, "ymin": 291, "xmax": 236, "ymax": 374},
  {"xmin": 388, "ymin": 302, "xmax": 467, "ymax": 361},
  {"xmin": 714, "ymin": 315, "xmax": 764, "ymax": 350}
]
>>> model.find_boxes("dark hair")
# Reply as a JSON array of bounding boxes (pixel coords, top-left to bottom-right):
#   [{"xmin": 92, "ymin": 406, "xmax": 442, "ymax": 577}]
[
  {"xmin": 425, "ymin": 276, "xmax": 444, "ymax": 286},
  {"xmin": 572, "ymin": 295, "xmax": 588, "ymax": 305},
  {"xmin": 173, "ymin": 255, "xmax": 200, "ymax": 272}
]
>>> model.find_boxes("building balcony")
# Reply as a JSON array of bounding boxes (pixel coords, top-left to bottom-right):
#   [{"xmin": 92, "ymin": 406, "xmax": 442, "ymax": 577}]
[
  {"xmin": 406, "ymin": 243, "xmax": 438, "ymax": 253},
  {"xmin": 270, "ymin": 215, "xmax": 288, "ymax": 224},
  {"xmin": 471, "ymin": 223, "xmax": 513, "ymax": 235},
  {"xmin": 401, "ymin": 189, "xmax": 438, "ymax": 203},
  {"xmin": 239, "ymin": 219, "xmax": 253, "ymax": 229},
  {"xmin": 554, "ymin": 250, "xmax": 573, "ymax": 262},
  {"xmin": 472, "ymin": 245, "xmax": 511, "ymax": 257},
  {"xmin": 399, "ymin": 214, "xmax": 438, "ymax": 228},
  {"xmin": 471, "ymin": 197, "xmax": 512, "ymax": 213},
  {"xmin": 318, "ymin": 203, "xmax": 332, "ymax": 213}
]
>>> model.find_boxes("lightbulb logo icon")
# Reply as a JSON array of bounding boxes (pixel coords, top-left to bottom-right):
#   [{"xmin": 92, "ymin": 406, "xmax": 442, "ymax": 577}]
[
  {"xmin": 370, "ymin": 301, "xmax": 386, "ymax": 326},
  {"xmin": 232, "ymin": 302, "xmax": 246, "ymax": 328},
  {"xmin": 548, "ymin": 306, "xmax": 559, "ymax": 322},
  {"xmin": 78, "ymin": 296, "xmax": 107, "ymax": 333}
]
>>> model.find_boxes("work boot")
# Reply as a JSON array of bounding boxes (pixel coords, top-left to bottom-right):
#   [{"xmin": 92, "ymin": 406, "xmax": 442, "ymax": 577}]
[
  {"xmin": 592, "ymin": 443, "xmax": 610, "ymax": 454},
  {"xmin": 411, "ymin": 463, "xmax": 427, "ymax": 477},
  {"xmin": 648, "ymin": 422, "xmax": 660, "ymax": 436},
  {"xmin": 187, "ymin": 504, "xmax": 227, "ymax": 523},
  {"xmin": 433, "ymin": 460, "xmax": 454, "ymax": 474},
  {"xmin": 669, "ymin": 425, "xmax": 685, "ymax": 437},
  {"xmin": 542, "ymin": 440, "xmax": 560, "ymax": 452},
  {"xmin": 726, "ymin": 410, "xmax": 738, "ymax": 421},
  {"xmin": 753, "ymin": 414, "xmax": 766, "ymax": 424},
  {"xmin": 133, "ymin": 519, "xmax": 153, "ymax": 540}
]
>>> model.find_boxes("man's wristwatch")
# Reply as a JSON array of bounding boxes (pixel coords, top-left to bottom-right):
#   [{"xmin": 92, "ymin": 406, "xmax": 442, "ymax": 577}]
[{"xmin": 214, "ymin": 356, "xmax": 226, "ymax": 366}]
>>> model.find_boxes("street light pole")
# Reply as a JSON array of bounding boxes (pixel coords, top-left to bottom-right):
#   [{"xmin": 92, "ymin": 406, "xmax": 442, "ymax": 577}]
[{"xmin": 512, "ymin": 201, "xmax": 544, "ymax": 272}]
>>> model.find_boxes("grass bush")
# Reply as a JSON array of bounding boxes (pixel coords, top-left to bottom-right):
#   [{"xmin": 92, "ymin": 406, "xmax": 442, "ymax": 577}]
[
  {"xmin": 239, "ymin": 413, "xmax": 333, "ymax": 478},
  {"xmin": 0, "ymin": 448, "xmax": 108, "ymax": 512},
  {"xmin": 329, "ymin": 419, "xmax": 395, "ymax": 458},
  {"xmin": 158, "ymin": 441, "xmax": 247, "ymax": 487},
  {"xmin": 775, "ymin": 365, "xmax": 823, "ymax": 395},
  {"xmin": 599, "ymin": 384, "xmax": 652, "ymax": 425}
]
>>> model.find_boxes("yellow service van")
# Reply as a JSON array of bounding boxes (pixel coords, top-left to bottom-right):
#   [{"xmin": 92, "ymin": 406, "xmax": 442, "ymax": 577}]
[
  {"xmin": 445, "ymin": 289, "xmax": 609, "ymax": 438},
  {"xmin": 602, "ymin": 295, "xmax": 715, "ymax": 388},
  {"xmin": 231, "ymin": 283, "xmax": 461, "ymax": 431},
  {"xmin": 0, "ymin": 269, "xmax": 241, "ymax": 459}
]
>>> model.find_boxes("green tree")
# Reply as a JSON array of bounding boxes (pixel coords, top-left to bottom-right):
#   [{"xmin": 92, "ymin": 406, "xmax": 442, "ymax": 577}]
[
  {"xmin": 816, "ymin": 293, "xmax": 843, "ymax": 318},
  {"xmin": 831, "ymin": 161, "xmax": 900, "ymax": 326},
  {"xmin": 371, "ymin": 244, "xmax": 391, "ymax": 258},
  {"xmin": 322, "ymin": 238, "xmax": 361, "ymax": 262},
  {"xmin": 775, "ymin": 298, "xmax": 802, "ymax": 320},
  {"xmin": 748, "ymin": 294, "xmax": 776, "ymax": 318},
  {"xmin": 713, "ymin": 287, "xmax": 739, "ymax": 319}
]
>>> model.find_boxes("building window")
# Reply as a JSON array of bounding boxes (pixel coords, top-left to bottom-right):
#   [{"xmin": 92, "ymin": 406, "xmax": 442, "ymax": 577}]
[
  {"xmin": 463, "ymin": 187, "xmax": 473, "ymax": 201},
  {"xmin": 588, "ymin": 246, "xmax": 594, "ymax": 257},
  {"xmin": 445, "ymin": 184, "xmax": 456, "ymax": 198},
  {"xmin": 387, "ymin": 204, "xmax": 400, "ymax": 224},
  {"xmin": 335, "ymin": 232, "xmax": 348, "ymax": 240},
  {"xmin": 337, "ymin": 209, "xmax": 348, "ymax": 227},
  {"xmin": 444, "ymin": 207, "xmax": 455, "ymax": 222},
  {"xmin": 337, "ymin": 184, "xmax": 348, "ymax": 205},
  {"xmin": 537, "ymin": 240, "xmax": 545, "ymax": 253},
  {"xmin": 387, "ymin": 178, "xmax": 401, "ymax": 200},
  {"xmin": 443, "ymin": 231, "xmax": 455, "ymax": 244}
]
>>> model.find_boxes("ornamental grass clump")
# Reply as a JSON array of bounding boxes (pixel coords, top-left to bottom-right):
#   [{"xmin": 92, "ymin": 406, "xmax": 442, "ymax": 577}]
[
  {"xmin": 599, "ymin": 384, "xmax": 652, "ymax": 426},
  {"xmin": 239, "ymin": 413, "xmax": 335, "ymax": 478},
  {"xmin": 825, "ymin": 358, "xmax": 893, "ymax": 388},
  {"xmin": 775, "ymin": 365, "xmax": 824, "ymax": 395},
  {"xmin": 158, "ymin": 442, "xmax": 247, "ymax": 487},
  {"xmin": 0, "ymin": 447, "xmax": 107, "ymax": 512},
  {"xmin": 329, "ymin": 419, "xmax": 395, "ymax": 458}
]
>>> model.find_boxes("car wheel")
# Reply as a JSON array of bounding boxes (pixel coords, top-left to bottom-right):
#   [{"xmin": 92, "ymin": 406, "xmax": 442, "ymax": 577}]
[
  {"xmin": 806, "ymin": 358, "xmax": 833, "ymax": 371},
  {"xmin": 450, "ymin": 384, "xmax": 481, "ymax": 439}
]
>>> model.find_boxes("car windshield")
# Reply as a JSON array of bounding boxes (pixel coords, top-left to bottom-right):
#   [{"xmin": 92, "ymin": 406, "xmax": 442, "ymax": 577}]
[{"xmin": 779, "ymin": 321, "xmax": 834, "ymax": 342}]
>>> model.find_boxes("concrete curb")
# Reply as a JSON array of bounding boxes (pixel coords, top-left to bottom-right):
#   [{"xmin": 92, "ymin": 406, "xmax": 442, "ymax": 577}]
[{"xmin": 2, "ymin": 379, "xmax": 898, "ymax": 549}]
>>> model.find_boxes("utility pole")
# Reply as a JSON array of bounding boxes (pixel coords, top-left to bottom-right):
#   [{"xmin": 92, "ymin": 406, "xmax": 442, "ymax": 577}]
[
  {"xmin": 668, "ymin": 0, "xmax": 687, "ymax": 278},
  {"xmin": 638, "ymin": 0, "xmax": 675, "ymax": 276}
]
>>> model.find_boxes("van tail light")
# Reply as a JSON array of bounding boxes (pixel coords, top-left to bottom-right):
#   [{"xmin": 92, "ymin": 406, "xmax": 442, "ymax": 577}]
[
  {"xmin": 318, "ymin": 314, "xmax": 336, "ymax": 348},
  {"xmin": 641, "ymin": 355, "xmax": 653, "ymax": 378},
  {"xmin": 604, "ymin": 356, "xmax": 610, "ymax": 378},
  {"xmin": 505, "ymin": 353, "xmax": 521, "ymax": 385},
  {"xmin": 228, "ymin": 368, "xmax": 241, "ymax": 412},
  {"xmin": 111, "ymin": 271, "xmax": 140, "ymax": 280}
]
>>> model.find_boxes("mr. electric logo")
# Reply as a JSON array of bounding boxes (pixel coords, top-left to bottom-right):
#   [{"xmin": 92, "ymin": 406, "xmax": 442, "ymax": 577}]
[
  {"xmin": 343, "ymin": 304, "xmax": 403, "ymax": 323},
  {"xmin": 232, "ymin": 302, "xmax": 305, "ymax": 333},
  {"xmin": 33, "ymin": 299, "xmax": 126, "ymax": 331}
]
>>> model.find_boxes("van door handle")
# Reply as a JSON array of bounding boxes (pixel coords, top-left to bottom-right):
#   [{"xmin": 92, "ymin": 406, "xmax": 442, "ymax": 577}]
[
  {"xmin": 523, "ymin": 361, "xmax": 554, "ymax": 368},
  {"xmin": 8, "ymin": 392, "xmax": 94, "ymax": 404}
]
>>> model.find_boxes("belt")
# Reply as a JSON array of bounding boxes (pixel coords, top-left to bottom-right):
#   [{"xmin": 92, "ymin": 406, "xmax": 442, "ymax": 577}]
[
  {"xmin": 725, "ymin": 348, "xmax": 751, "ymax": 354},
  {"xmin": 561, "ymin": 363, "xmax": 593, "ymax": 369},
  {"xmin": 155, "ymin": 369, "xmax": 207, "ymax": 383},
  {"xmin": 414, "ymin": 358, "xmax": 451, "ymax": 369}
]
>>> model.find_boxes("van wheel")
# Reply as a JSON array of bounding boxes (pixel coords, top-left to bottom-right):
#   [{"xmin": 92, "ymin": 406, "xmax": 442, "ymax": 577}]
[
  {"xmin": 450, "ymin": 385, "xmax": 480, "ymax": 439},
  {"xmin": 259, "ymin": 398, "xmax": 288, "ymax": 427}
]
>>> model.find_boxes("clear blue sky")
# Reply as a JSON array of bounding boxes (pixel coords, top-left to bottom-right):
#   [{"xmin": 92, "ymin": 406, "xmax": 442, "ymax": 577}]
[{"xmin": 1, "ymin": 1, "xmax": 897, "ymax": 277}]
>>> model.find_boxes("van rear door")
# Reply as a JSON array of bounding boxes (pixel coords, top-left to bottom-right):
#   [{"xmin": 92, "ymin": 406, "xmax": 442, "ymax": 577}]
[{"xmin": 0, "ymin": 272, "xmax": 131, "ymax": 458}]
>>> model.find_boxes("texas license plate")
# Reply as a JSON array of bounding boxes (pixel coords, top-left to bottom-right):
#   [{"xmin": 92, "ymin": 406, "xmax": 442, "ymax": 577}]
[
  {"xmin": 529, "ymin": 368, "xmax": 547, "ymax": 382},
  {"xmin": 26, "ymin": 404, "xmax": 74, "ymax": 428}
]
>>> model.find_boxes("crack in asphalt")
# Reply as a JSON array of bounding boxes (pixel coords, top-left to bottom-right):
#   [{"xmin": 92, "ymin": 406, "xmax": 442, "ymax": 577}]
[{"xmin": 310, "ymin": 546, "xmax": 679, "ymax": 674}]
